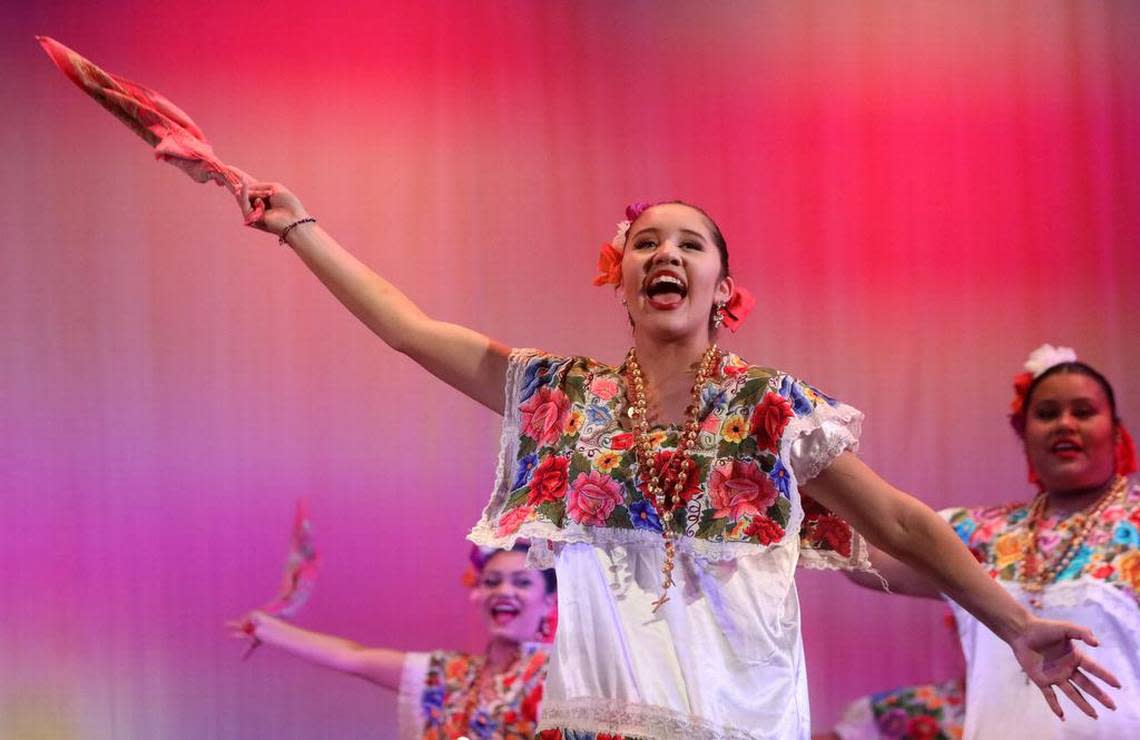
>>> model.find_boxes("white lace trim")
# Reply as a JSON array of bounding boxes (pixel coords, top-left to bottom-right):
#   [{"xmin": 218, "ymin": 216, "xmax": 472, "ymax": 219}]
[
  {"xmin": 395, "ymin": 652, "xmax": 429, "ymax": 740},
  {"xmin": 470, "ymin": 517, "xmax": 795, "ymax": 565},
  {"xmin": 468, "ymin": 347, "xmax": 537, "ymax": 551},
  {"xmin": 782, "ymin": 399, "xmax": 871, "ymax": 572},
  {"xmin": 538, "ymin": 697, "xmax": 762, "ymax": 740},
  {"xmin": 781, "ymin": 399, "xmax": 863, "ymax": 483}
]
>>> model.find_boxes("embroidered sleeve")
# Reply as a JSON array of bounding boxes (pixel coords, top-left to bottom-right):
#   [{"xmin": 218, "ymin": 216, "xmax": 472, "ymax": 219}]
[
  {"xmin": 468, "ymin": 349, "xmax": 580, "ymax": 558},
  {"xmin": 770, "ymin": 374, "xmax": 869, "ymax": 571},
  {"xmin": 396, "ymin": 652, "xmax": 431, "ymax": 739}
]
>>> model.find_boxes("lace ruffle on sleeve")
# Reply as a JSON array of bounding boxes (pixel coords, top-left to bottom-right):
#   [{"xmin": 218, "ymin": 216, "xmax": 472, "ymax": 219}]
[{"xmin": 775, "ymin": 375, "xmax": 871, "ymax": 572}]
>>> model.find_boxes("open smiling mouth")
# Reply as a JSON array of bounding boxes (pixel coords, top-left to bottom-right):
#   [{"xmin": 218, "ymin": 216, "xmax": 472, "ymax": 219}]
[
  {"xmin": 1050, "ymin": 438, "xmax": 1083, "ymax": 458},
  {"xmin": 644, "ymin": 271, "xmax": 688, "ymax": 310},
  {"xmin": 489, "ymin": 602, "xmax": 520, "ymax": 626}
]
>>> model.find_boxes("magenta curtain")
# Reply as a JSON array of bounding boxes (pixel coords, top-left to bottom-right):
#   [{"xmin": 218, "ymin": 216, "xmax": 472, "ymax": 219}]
[{"xmin": 3, "ymin": 2, "xmax": 1138, "ymax": 737}]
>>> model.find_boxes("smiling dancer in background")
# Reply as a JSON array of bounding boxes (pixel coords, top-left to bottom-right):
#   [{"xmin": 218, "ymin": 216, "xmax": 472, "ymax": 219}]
[
  {"xmin": 847, "ymin": 344, "xmax": 1139, "ymax": 737},
  {"xmin": 232, "ymin": 544, "xmax": 556, "ymax": 739}
]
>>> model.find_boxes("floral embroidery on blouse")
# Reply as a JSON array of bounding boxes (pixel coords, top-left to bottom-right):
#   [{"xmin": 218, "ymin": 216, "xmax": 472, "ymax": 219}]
[
  {"xmin": 942, "ymin": 478, "xmax": 1140, "ymax": 600},
  {"xmin": 419, "ymin": 645, "xmax": 548, "ymax": 740},
  {"xmin": 537, "ymin": 731, "xmax": 648, "ymax": 740},
  {"xmin": 870, "ymin": 677, "xmax": 966, "ymax": 740},
  {"xmin": 489, "ymin": 351, "xmax": 859, "ymax": 558}
]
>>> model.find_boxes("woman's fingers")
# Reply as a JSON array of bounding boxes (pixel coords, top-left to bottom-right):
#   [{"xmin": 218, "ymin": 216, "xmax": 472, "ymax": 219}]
[
  {"xmin": 1065, "ymin": 624, "xmax": 1099, "ymax": 648},
  {"xmin": 1057, "ymin": 677, "xmax": 1097, "ymax": 719},
  {"xmin": 1039, "ymin": 684, "xmax": 1064, "ymax": 720},
  {"xmin": 1078, "ymin": 650, "xmax": 1123, "ymax": 689},
  {"xmin": 1070, "ymin": 668, "xmax": 1117, "ymax": 711}
]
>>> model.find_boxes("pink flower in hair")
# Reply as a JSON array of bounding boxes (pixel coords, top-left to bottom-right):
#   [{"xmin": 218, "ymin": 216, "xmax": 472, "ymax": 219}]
[{"xmin": 625, "ymin": 202, "xmax": 652, "ymax": 221}]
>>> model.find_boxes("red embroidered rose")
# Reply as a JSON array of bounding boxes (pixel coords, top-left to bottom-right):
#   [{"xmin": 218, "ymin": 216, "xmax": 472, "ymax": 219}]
[
  {"xmin": 802, "ymin": 495, "xmax": 828, "ymax": 517},
  {"xmin": 810, "ymin": 513, "xmax": 853, "ymax": 558},
  {"xmin": 496, "ymin": 506, "xmax": 533, "ymax": 537},
  {"xmin": 708, "ymin": 459, "xmax": 778, "ymax": 520},
  {"xmin": 520, "ymin": 387, "xmax": 572, "ymax": 446},
  {"xmin": 722, "ymin": 360, "xmax": 749, "ymax": 377},
  {"xmin": 566, "ymin": 471, "xmax": 624, "ymax": 526},
  {"xmin": 905, "ymin": 714, "xmax": 941, "ymax": 740},
  {"xmin": 522, "ymin": 684, "xmax": 544, "ymax": 721},
  {"xmin": 538, "ymin": 730, "xmax": 564, "ymax": 740},
  {"xmin": 744, "ymin": 515, "xmax": 785, "ymax": 545},
  {"xmin": 750, "ymin": 391, "xmax": 794, "ymax": 452},
  {"xmin": 527, "ymin": 456, "xmax": 570, "ymax": 505},
  {"xmin": 610, "ymin": 433, "xmax": 634, "ymax": 450},
  {"xmin": 638, "ymin": 450, "xmax": 702, "ymax": 505},
  {"xmin": 590, "ymin": 377, "xmax": 620, "ymax": 400},
  {"xmin": 1092, "ymin": 564, "xmax": 1114, "ymax": 580}
]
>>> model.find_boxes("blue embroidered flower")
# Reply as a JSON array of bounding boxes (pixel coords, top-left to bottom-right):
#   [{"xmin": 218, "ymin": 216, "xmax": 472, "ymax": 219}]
[
  {"xmin": 519, "ymin": 360, "xmax": 553, "ymax": 402},
  {"xmin": 585, "ymin": 404, "xmax": 611, "ymax": 426},
  {"xmin": 952, "ymin": 516, "xmax": 976, "ymax": 544},
  {"xmin": 769, "ymin": 458, "xmax": 792, "ymax": 498},
  {"xmin": 469, "ymin": 708, "xmax": 497, "ymax": 740},
  {"xmin": 702, "ymin": 386, "xmax": 728, "ymax": 410},
  {"xmin": 512, "ymin": 453, "xmax": 539, "ymax": 490},
  {"xmin": 1057, "ymin": 544, "xmax": 1093, "ymax": 581},
  {"xmin": 1113, "ymin": 521, "xmax": 1140, "ymax": 547},
  {"xmin": 629, "ymin": 500, "xmax": 664, "ymax": 533},
  {"xmin": 780, "ymin": 376, "xmax": 813, "ymax": 416},
  {"xmin": 421, "ymin": 686, "xmax": 445, "ymax": 720}
]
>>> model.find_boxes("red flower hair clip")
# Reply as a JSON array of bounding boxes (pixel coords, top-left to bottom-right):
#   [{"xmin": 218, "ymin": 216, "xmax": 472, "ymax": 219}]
[
  {"xmin": 594, "ymin": 202, "xmax": 756, "ymax": 332},
  {"xmin": 719, "ymin": 286, "xmax": 756, "ymax": 333}
]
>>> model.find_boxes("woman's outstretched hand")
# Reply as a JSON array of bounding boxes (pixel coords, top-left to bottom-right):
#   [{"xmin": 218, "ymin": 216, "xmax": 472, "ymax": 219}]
[
  {"xmin": 240, "ymin": 180, "xmax": 310, "ymax": 237},
  {"xmin": 1011, "ymin": 617, "xmax": 1122, "ymax": 720}
]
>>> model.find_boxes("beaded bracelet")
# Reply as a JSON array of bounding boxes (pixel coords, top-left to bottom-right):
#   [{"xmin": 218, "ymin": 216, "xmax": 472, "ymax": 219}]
[{"xmin": 279, "ymin": 217, "xmax": 317, "ymax": 245}]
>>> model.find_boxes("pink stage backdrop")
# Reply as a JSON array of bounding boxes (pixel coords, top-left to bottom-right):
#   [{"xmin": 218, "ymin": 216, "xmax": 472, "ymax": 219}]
[{"xmin": 3, "ymin": 2, "xmax": 1139, "ymax": 738}]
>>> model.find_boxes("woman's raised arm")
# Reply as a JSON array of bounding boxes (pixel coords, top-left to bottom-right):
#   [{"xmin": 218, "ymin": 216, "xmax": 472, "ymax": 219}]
[
  {"xmin": 242, "ymin": 181, "xmax": 510, "ymax": 414},
  {"xmin": 230, "ymin": 611, "xmax": 407, "ymax": 690}
]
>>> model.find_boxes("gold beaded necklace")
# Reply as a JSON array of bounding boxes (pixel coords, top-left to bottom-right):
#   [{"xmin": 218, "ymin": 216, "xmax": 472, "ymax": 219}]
[
  {"xmin": 1021, "ymin": 475, "xmax": 1127, "ymax": 609},
  {"xmin": 625, "ymin": 343, "xmax": 720, "ymax": 612}
]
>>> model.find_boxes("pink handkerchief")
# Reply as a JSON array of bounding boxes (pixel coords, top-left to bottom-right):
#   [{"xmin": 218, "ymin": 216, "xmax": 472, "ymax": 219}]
[{"xmin": 38, "ymin": 36, "xmax": 263, "ymax": 224}]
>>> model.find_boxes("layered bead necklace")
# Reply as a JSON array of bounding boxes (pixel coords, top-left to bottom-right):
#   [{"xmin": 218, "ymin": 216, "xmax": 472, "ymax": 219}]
[
  {"xmin": 625, "ymin": 343, "xmax": 720, "ymax": 612},
  {"xmin": 1021, "ymin": 475, "xmax": 1127, "ymax": 610}
]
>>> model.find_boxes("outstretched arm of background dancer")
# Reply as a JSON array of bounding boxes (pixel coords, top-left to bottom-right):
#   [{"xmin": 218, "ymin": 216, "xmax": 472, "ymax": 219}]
[
  {"xmin": 229, "ymin": 610, "xmax": 406, "ymax": 690},
  {"xmin": 803, "ymin": 452, "xmax": 1122, "ymax": 721},
  {"xmin": 239, "ymin": 181, "xmax": 510, "ymax": 414}
]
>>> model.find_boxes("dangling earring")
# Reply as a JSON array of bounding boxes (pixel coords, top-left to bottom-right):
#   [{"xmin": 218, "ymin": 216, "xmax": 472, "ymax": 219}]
[
  {"xmin": 712, "ymin": 302, "xmax": 726, "ymax": 330},
  {"xmin": 537, "ymin": 615, "xmax": 552, "ymax": 641}
]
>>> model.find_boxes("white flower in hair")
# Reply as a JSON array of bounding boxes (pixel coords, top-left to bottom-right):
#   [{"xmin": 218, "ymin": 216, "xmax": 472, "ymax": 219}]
[
  {"xmin": 1024, "ymin": 343, "xmax": 1078, "ymax": 378},
  {"xmin": 611, "ymin": 220, "xmax": 631, "ymax": 249}
]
